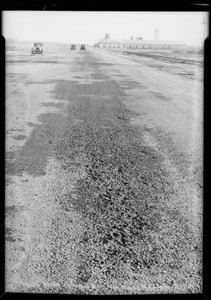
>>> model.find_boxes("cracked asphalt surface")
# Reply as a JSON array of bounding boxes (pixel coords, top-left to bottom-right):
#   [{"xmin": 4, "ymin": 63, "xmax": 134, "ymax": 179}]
[{"xmin": 6, "ymin": 42, "xmax": 203, "ymax": 294}]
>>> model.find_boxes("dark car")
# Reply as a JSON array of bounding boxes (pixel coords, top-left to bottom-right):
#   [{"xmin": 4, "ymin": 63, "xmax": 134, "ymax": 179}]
[
  {"xmin": 80, "ymin": 44, "xmax": 86, "ymax": 50},
  {"xmin": 71, "ymin": 44, "xmax": 76, "ymax": 50}
]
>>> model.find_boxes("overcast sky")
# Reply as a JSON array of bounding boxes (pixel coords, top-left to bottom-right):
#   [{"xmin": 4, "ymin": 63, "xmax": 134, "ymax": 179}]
[{"xmin": 2, "ymin": 11, "xmax": 209, "ymax": 46}]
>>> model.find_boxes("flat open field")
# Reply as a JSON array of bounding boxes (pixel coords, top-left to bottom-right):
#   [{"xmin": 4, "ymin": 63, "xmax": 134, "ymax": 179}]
[{"xmin": 5, "ymin": 40, "xmax": 203, "ymax": 294}]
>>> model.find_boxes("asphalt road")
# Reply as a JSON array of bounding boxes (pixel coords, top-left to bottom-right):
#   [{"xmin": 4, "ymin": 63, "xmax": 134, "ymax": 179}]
[{"xmin": 6, "ymin": 45, "xmax": 203, "ymax": 294}]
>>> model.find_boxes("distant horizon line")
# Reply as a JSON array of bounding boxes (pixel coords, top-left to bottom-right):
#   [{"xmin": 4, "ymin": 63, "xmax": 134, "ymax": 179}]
[
  {"xmin": 4, "ymin": 36, "xmax": 203, "ymax": 48},
  {"xmin": 4, "ymin": 37, "xmax": 94, "ymax": 44}
]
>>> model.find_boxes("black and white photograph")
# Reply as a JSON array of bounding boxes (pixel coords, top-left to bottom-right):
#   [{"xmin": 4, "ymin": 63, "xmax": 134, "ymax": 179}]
[{"xmin": 3, "ymin": 10, "xmax": 208, "ymax": 294}]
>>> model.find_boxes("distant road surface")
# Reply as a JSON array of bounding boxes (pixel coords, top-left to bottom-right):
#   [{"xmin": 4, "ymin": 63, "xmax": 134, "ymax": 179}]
[{"xmin": 6, "ymin": 45, "xmax": 203, "ymax": 294}]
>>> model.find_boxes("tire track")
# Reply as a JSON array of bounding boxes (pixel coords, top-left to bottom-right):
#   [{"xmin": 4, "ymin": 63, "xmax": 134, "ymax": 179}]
[{"xmin": 50, "ymin": 52, "xmax": 202, "ymax": 293}]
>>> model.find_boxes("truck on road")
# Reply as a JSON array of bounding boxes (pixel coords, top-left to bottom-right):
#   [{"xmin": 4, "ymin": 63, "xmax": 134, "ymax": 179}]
[
  {"xmin": 71, "ymin": 44, "xmax": 76, "ymax": 50},
  {"xmin": 80, "ymin": 44, "xmax": 86, "ymax": 50}
]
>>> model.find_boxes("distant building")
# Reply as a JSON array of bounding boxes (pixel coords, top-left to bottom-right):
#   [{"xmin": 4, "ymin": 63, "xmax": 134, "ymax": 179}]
[
  {"xmin": 105, "ymin": 33, "xmax": 110, "ymax": 40},
  {"xmin": 95, "ymin": 34, "xmax": 186, "ymax": 50}
]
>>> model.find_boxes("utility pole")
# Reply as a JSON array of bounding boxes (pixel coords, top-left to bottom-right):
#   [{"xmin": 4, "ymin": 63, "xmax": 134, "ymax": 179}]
[
  {"xmin": 155, "ymin": 29, "xmax": 159, "ymax": 52},
  {"xmin": 155, "ymin": 29, "xmax": 159, "ymax": 41}
]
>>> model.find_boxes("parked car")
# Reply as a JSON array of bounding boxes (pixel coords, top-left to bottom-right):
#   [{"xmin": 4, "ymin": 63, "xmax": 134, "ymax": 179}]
[
  {"xmin": 31, "ymin": 43, "xmax": 44, "ymax": 55},
  {"xmin": 71, "ymin": 44, "xmax": 76, "ymax": 50},
  {"xmin": 80, "ymin": 44, "xmax": 86, "ymax": 50}
]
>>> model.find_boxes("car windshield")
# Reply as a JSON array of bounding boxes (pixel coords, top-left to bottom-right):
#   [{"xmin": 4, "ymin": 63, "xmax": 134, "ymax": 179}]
[{"xmin": 34, "ymin": 43, "xmax": 43, "ymax": 47}]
